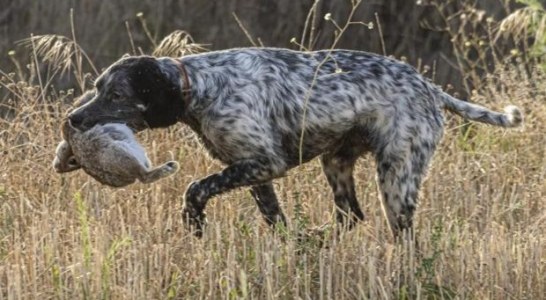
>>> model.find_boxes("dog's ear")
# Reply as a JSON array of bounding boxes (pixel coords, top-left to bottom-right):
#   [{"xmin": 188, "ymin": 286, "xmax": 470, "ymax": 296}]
[{"xmin": 128, "ymin": 57, "xmax": 184, "ymax": 128}]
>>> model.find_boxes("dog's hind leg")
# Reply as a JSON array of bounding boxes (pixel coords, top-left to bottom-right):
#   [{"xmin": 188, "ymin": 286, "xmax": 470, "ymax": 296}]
[
  {"xmin": 321, "ymin": 143, "xmax": 365, "ymax": 230},
  {"xmin": 375, "ymin": 134, "xmax": 437, "ymax": 239},
  {"xmin": 182, "ymin": 157, "xmax": 287, "ymax": 237},
  {"xmin": 250, "ymin": 182, "xmax": 287, "ymax": 228},
  {"xmin": 138, "ymin": 161, "xmax": 179, "ymax": 183}
]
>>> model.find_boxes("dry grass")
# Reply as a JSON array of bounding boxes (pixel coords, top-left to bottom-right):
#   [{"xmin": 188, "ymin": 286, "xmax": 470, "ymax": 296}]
[
  {"xmin": 1, "ymin": 67, "xmax": 544, "ymax": 300},
  {"xmin": 1, "ymin": 7, "xmax": 545, "ymax": 300}
]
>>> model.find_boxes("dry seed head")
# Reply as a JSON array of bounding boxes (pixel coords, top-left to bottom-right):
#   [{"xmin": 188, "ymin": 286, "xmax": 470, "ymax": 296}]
[
  {"xmin": 153, "ymin": 30, "xmax": 207, "ymax": 57},
  {"xmin": 18, "ymin": 35, "xmax": 84, "ymax": 76},
  {"xmin": 476, "ymin": 10, "xmax": 485, "ymax": 22},
  {"xmin": 324, "ymin": 13, "xmax": 332, "ymax": 21}
]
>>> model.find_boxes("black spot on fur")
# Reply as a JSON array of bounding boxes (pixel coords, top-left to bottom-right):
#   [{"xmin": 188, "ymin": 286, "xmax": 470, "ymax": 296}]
[
  {"xmin": 369, "ymin": 62, "xmax": 384, "ymax": 78},
  {"xmin": 124, "ymin": 57, "xmax": 184, "ymax": 128}
]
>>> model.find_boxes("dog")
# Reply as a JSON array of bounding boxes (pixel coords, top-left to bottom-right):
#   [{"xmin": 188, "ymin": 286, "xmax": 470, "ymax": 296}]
[
  {"xmin": 54, "ymin": 92, "xmax": 180, "ymax": 187},
  {"xmin": 67, "ymin": 48, "xmax": 522, "ymax": 237}
]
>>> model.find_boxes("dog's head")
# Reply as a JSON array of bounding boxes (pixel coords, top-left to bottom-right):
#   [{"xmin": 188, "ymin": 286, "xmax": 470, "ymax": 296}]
[{"xmin": 68, "ymin": 56, "xmax": 185, "ymax": 132}]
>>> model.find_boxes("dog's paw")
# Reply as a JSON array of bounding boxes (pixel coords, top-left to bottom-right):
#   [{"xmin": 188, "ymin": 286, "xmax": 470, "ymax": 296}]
[{"xmin": 182, "ymin": 205, "xmax": 207, "ymax": 238}]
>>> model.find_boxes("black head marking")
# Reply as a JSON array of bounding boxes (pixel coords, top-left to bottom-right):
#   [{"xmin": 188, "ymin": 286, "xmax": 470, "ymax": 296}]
[{"xmin": 125, "ymin": 57, "xmax": 184, "ymax": 128}]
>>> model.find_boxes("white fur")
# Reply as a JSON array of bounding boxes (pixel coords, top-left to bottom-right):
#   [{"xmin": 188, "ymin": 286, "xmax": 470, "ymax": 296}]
[{"xmin": 504, "ymin": 105, "xmax": 523, "ymax": 127}]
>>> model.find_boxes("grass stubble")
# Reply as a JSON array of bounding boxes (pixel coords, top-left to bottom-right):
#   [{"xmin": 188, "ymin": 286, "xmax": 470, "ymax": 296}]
[{"xmin": 0, "ymin": 2, "xmax": 545, "ymax": 299}]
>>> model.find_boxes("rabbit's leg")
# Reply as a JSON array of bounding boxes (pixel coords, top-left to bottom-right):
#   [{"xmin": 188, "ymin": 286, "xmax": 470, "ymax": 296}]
[{"xmin": 138, "ymin": 161, "xmax": 179, "ymax": 183}]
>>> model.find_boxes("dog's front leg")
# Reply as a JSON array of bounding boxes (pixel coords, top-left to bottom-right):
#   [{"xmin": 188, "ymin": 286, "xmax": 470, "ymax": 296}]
[
  {"xmin": 250, "ymin": 183, "xmax": 287, "ymax": 228},
  {"xmin": 182, "ymin": 157, "xmax": 286, "ymax": 237}
]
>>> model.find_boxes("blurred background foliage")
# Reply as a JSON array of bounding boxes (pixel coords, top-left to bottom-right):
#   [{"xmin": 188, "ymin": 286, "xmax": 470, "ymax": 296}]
[{"xmin": 0, "ymin": 0, "xmax": 544, "ymax": 96}]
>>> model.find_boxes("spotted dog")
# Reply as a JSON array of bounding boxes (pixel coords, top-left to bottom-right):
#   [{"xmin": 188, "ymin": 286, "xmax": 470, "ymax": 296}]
[{"xmin": 67, "ymin": 48, "xmax": 523, "ymax": 237}]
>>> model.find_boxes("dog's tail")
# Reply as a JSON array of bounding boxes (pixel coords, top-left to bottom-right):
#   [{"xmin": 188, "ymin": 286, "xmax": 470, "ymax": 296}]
[{"xmin": 435, "ymin": 88, "xmax": 523, "ymax": 128}]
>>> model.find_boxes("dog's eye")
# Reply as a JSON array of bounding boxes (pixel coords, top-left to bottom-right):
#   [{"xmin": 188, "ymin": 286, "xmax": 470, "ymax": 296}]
[{"xmin": 112, "ymin": 92, "xmax": 124, "ymax": 102}]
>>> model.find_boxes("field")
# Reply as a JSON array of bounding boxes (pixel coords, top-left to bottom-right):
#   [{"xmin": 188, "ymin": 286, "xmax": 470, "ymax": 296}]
[{"xmin": 1, "ymin": 1, "xmax": 545, "ymax": 299}]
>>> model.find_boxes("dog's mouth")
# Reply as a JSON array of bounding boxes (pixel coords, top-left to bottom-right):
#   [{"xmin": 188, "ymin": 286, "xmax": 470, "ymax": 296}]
[
  {"xmin": 67, "ymin": 118, "xmax": 81, "ymax": 131},
  {"xmin": 123, "ymin": 119, "xmax": 149, "ymax": 132},
  {"xmin": 68, "ymin": 116, "xmax": 148, "ymax": 133}
]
